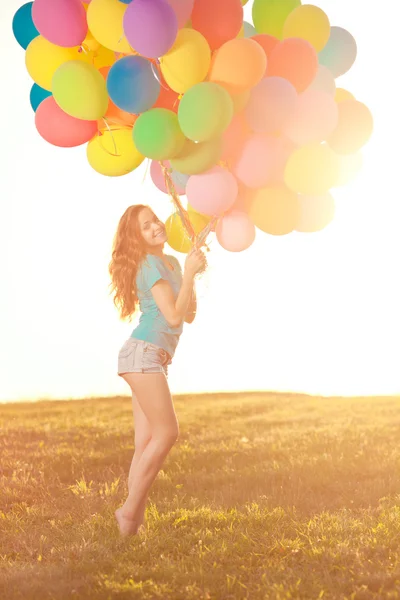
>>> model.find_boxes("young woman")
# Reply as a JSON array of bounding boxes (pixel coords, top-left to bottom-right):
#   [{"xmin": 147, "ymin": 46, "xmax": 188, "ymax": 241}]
[{"xmin": 108, "ymin": 203, "xmax": 207, "ymax": 536}]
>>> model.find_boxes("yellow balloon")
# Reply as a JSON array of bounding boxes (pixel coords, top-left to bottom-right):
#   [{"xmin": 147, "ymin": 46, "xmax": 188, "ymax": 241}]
[
  {"xmin": 25, "ymin": 36, "xmax": 84, "ymax": 91},
  {"xmin": 82, "ymin": 4, "xmax": 100, "ymax": 52},
  {"xmin": 237, "ymin": 24, "xmax": 244, "ymax": 38},
  {"xmin": 87, "ymin": 127, "xmax": 145, "ymax": 176},
  {"xmin": 284, "ymin": 143, "xmax": 340, "ymax": 195},
  {"xmin": 283, "ymin": 5, "xmax": 330, "ymax": 52},
  {"xmin": 166, "ymin": 212, "xmax": 210, "ymax": 253},
  {"xmin": 81, "ymin": 44, "xmax": 116, "ymax": 69},
  {"xmin": 160, "ymin": 28, "xmax": 211, "ymax": 94},
  {"xmin": 187, "ymin": 204, "xmax": 212, "ymax": 223},
  {"xmin": 52, "ymin": 61, "xmax": 108, "ymax": 120},
  {"xmin": 242, "ymin": 0, "xmax": 249, "ymax": 5},
  {"xmin": 87, "ymin": 0, "xmax": 132, "ymax": 54},
  {"xmin": 249, "ymin": 185, "xmax": 300, "ymax": 235},
  {"xmin": 335, "ymin": 88, "xmax": 355, "ymax": 103}
]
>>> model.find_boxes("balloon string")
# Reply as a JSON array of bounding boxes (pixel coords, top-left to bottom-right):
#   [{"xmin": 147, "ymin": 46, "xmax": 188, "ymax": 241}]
[
  {"xmin": 160, "ymin": 161, "xmax": 196, "ymax": 243},
  {"xmin": 97, "ymin": 118, "xmax": 121, "ymax": 157}
]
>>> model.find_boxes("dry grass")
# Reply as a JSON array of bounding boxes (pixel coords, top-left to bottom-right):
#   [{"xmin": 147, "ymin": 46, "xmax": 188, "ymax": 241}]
[{"xmin": 1, "ymin": 391, "xmax": 400, "ymax": 599}]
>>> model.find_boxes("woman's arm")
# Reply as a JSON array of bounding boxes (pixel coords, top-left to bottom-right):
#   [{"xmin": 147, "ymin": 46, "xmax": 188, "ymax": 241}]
[
  {"xmin": 184, "ymin": 282, "xmax": 197, "ymax": 324},
  {"xmin": 151, "ymin": 271, "xmax": 195, "ymax": 328}
]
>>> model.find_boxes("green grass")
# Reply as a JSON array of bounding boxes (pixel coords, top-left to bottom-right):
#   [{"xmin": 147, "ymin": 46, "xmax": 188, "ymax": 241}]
[{"xmin": 1, "ymin": 391, "xmax": 400, "ymax": 599}]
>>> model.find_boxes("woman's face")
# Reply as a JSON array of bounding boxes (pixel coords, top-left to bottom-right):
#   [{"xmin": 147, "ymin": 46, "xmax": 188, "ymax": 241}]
[{"xmin": 137, "ymin": 207, "xmax": 167, "ymax": 249}]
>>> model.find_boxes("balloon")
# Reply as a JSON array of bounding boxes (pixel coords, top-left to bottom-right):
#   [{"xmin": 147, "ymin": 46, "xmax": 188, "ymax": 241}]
[
  {"xmin": 230, "ymin": 90, "xmax": 250, "ymax": 114},
  {"xmin": 25, "ymin": 35, "xmax": 85, "ymax": 90},
  {"xmin": 87, "ymin": 126, "xmax": 144, "ymax": 176},
  {"xmin": 170, "ymin": 138, "xmax": 222, "ymax": 174},
  {"xmin": 318, "ymin": 26, "xmax": 357, "ymax": 78},
  {"xmin": 284, "ymin": 143, "xmax": 340, "ymax": 195},
  {"xmin": 233, "ymin": 134, "xmax": 291, "ymax": 188},
  {"xmin": 283, "ymin": 89, "xmax": 339, "ymax": 145},
  {"xmin": 191, "ymin": 0, "xmax": 243, "ymax": 50},
  {"xmin": 327, "ymin": 100, "xmax": 373, "ymax": 155},
  {"xmin": 32, "ymin": 0, "xmax": 87, "ymax": 47},
  {"xmin": 160, "ymin": 28, "xmax": 211, "ymax": 94},
  {"xmin": 150, "ymin": 160, "xmax": 186, "ymax": 195},
  {"xmin": 295, "ymin": 193, "xmax": 335, "ymax": 233},
  {"xmin": 283, "ymin": 5, "xmax": 330, "ymax": 53},
  {"xmin": 245, "ymin": 76, "xmax": 297, "ymax": 134},
  {"xmin": 267, "ymin": 38, "xmax": 318, "ymax": 92},
  {"xmin": 12, "ymin": 2, "xmax": 38, "ymax": 49},
  {"xmin": 35, "ymin": 96, "xmax": 98, "ymax": 147},
  {"xmin": 166, "ymin": 211, "xmax": 209, "ymax": 253},
  {"xmin": 52, "ymin": 61, "xmax": 109, "ymax": 120},
  {"xmin": 186, "ymin": 166, "xmax": 238, "ymax": 216},
  {"xmin": 307, "ymin": 65, "xmax": 336, "ymax": 97},
  {"xmin": 123, "ymin": 0, "xmax": 178, "ymax": 59},
  {"xmin": 84, "ymin": 45, "xmax": 117, "ymax": 70},
  {"xmin": 152, "ymin": 69, "xmax": 179, "ymax": 112},
  {"xmin": 99, "ymin": 66, "xmax": 137, "ymax": 126},
  {"xmin": 172, "ymin": 171, "xmax": 190, "ymax": 190},
  {"xmin": 231, "ymin": 182, "xmax": 256, "ymax": 213},
  {"xmin": 220, "ymin": 113, "xmax": 252, "ymax": 167},
  {"xmin": 252, "ymin": 0, "xmax": 301, "ymax": 39},
  {"xmin": 107, "ymin": 56, "xmax": 160, "ymax": 114},
  {"xmin": 168, "ymin": 0, "xmax": 195, "ymax": 28},
  {"xmin": 208, "ymin": 38, "xmax": 267, "ymax": 95},
  {"xmin": 335, "ymin": 88, "xmax": 355, "ymax": 103},
  {"xmin": 87, "ymin": 0, "xmax": 132, "ymax": 53},
  {"xmin": 241, "ymin": 0, "xmax": 249, "ymax": 5},
  {"xmin": 251, "ymin": 33, "xmax": 279, "ymax": 65},
  {"xmin": 133, "ymin": 108, "xmax": 185, "ymax": 160},
  {"xmin": 30, "ymin": 83, "xmax": 52, "ymax": 111},
  {"xmin": 249, "ymin": 184, "xmax": 300, "ymax": 235},
  {"xmin": 178, "ymin": 82, "xmax": 233, "ymax": 142},
  {"xmin": 334, "ymin": 152, "xmax": 363, "ymax": 187},
  {"xmin": 216, "ymin": 209, "xmax": 256, "ymax": 252},
  {"xmin": 238, "ymin": 22, "xmax": 257, "ymax": 38}
]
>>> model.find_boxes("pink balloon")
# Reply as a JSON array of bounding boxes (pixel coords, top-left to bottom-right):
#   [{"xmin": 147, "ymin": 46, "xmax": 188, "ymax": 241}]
[
  {"xmin": 123, "ymin": 0, "xmax": 178, "ymax": 59},
  {"xmin": 283, "ymin": 89, "xmax": 339, "ymax": 146},
  {"xmin": 150, "ymin": 160, "xmax": 186, "ymax": 195},
  {"xmin": 233, "ymin": 135, "xmax": 291, "ymax": 188},
  {"xmin": 167, "ymin": 0, "xmax": 194, "ymax": 28},
  {"xmin": 32, "ymin": 0, "xmax": 88, "ymax": 47},
  {"xmin": 216, "ymin": 209, "xmax": 256, "ymax": 252},
  {"xmin": 245, "ymin": 76, "xmax": 297, "ymax": 134},
  {"xmin": 35, "ymin": 97, "xmax": 97, "ymax": 147},
  {"xmin": 186, "ymin": 166, "xmax": 238, "ymax": 216}
]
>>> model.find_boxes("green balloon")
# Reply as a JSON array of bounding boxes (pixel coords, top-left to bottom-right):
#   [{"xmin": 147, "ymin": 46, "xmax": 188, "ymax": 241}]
[
  {"xmin": 178, "ymin": 82, "xmax": 233, "ymax": 142},
  {"xmin": 170, "ymin": 138, "xmax": 223, "ymax": 175},
  {"xmin": 133, "ymin": 108, "xmax": 185, "ymax": 160},
  {"xmin": 252, "ymin": 0, "xmax": 301, "ymax": 39}
]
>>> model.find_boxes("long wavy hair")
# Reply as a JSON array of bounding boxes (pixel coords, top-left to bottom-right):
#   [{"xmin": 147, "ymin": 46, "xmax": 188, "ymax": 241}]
[{"xmin": 108, "ymin": 203, "xmax": 153, "ymax": 322}]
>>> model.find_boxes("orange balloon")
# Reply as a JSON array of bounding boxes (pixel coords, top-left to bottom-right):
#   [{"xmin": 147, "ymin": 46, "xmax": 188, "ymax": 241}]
[
  {"xmin": 327, "ymin": 100, "xmax": 373, "ymax": 155},
  {"xmin": 98, "ymin": 66, "xmax": 137, "ymax": 127},
  {"xmin": 153, "ymin": 70, "xmax": 180, "ymax": 113},
  {"xmin": 208, "ymin": 38, "xmax": 267, "ymax": 94},
  {"xmin": 249, "ymin": 184, "xmax": 300, "ymax": 235},
  {"xmin": 191, "ymin": 0, "xmax": 243, "ymax": 50},
  {"xmin": 251, "ymin": 33, "xmax": 279, "ymax": 75},
  {"xmin": 267, "ymin": 38, "xmax": 318, "ymax": 92},
  {"xmin": 220, "ymin": 112, "xmax": 252, "ymax": 167}
]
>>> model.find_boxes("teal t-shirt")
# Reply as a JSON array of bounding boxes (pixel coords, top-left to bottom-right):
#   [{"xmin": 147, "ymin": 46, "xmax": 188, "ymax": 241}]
[{"xmin": 130, "ymin": 254, "xmax": 183, "ymax": 358}]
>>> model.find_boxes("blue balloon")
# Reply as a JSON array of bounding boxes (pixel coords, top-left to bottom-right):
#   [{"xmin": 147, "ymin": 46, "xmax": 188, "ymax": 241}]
[
  {"xmin": 107, "ymin": 56, "xmax": 161, "ymax": 114},
  {"xmin": 12, "ymin": 2, "xmax": 39, "ymax": 50},
  {"xmin": 171, "ymin": 171, "xmax": 190, "ymax": 190},
  {"xmin": 30, "ymin": 84, "xmax": 52, "ymax": 112}
]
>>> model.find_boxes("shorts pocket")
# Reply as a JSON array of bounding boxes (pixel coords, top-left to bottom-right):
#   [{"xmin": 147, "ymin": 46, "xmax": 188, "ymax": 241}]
[{"xmin": 119, "ymin": 340, "xmax": 137, "ymax": 359}]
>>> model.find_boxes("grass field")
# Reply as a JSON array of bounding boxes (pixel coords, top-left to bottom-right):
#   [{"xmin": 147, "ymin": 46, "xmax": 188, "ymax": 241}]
[{"xmin": 1, "ymin": 391, "xmax": 400, "ymax": 600}]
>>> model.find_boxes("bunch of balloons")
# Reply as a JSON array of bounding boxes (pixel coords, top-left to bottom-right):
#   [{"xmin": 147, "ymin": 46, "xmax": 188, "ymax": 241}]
[{"xmin": 13, "ymin": 0, "xmax": 373, "ymax": 253}]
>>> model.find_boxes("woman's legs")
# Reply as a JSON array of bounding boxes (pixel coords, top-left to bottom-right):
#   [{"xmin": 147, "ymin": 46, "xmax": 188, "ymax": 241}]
[{"xmin": 118, "ymin": 371, "xmax": 179, "ymax": 533}]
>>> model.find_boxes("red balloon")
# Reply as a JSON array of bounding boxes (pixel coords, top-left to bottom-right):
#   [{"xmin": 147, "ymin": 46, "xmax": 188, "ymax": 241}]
[
  {"xmin": 251, "ymin": 34, "xmax": 279, "ymax": 75},
  {"xmin": 35, "ymin": 97, "xmax": 98, "ymax": 147},
  {"xmin": 267, "ymin": 38, "xmax": 318, "ymax": 92},
  {"xmin": 191, "ymin": 0, "xmax": 243, "ymax": 50}
]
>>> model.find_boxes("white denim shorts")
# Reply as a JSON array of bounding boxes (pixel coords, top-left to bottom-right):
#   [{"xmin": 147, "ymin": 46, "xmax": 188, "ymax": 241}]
[{"xmin": 117, "ymin": 338, "xmax": 172, "ymax": 378}]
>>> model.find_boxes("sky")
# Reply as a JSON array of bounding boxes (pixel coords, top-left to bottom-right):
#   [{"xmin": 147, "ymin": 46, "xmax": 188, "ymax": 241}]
[{"xmin": 1, "ymin": 0, "xmax": 399, "ymax": 403}]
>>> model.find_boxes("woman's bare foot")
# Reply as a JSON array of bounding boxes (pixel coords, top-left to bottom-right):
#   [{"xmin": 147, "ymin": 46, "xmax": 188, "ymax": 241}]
[{"xmin": 115, "ymin": 507, "xmax": 144, "ymax": 537}]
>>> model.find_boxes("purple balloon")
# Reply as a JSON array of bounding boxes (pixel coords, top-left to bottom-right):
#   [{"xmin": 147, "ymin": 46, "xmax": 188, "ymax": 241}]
[{"xmin": 123, "ymin": 0, "xmax": 178, "ymax": 59}]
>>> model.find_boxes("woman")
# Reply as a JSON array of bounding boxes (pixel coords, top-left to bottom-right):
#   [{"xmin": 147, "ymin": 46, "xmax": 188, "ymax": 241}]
[{"xmin": 108, "ymin": 203, "xmax": 207, "ymax": 536}]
